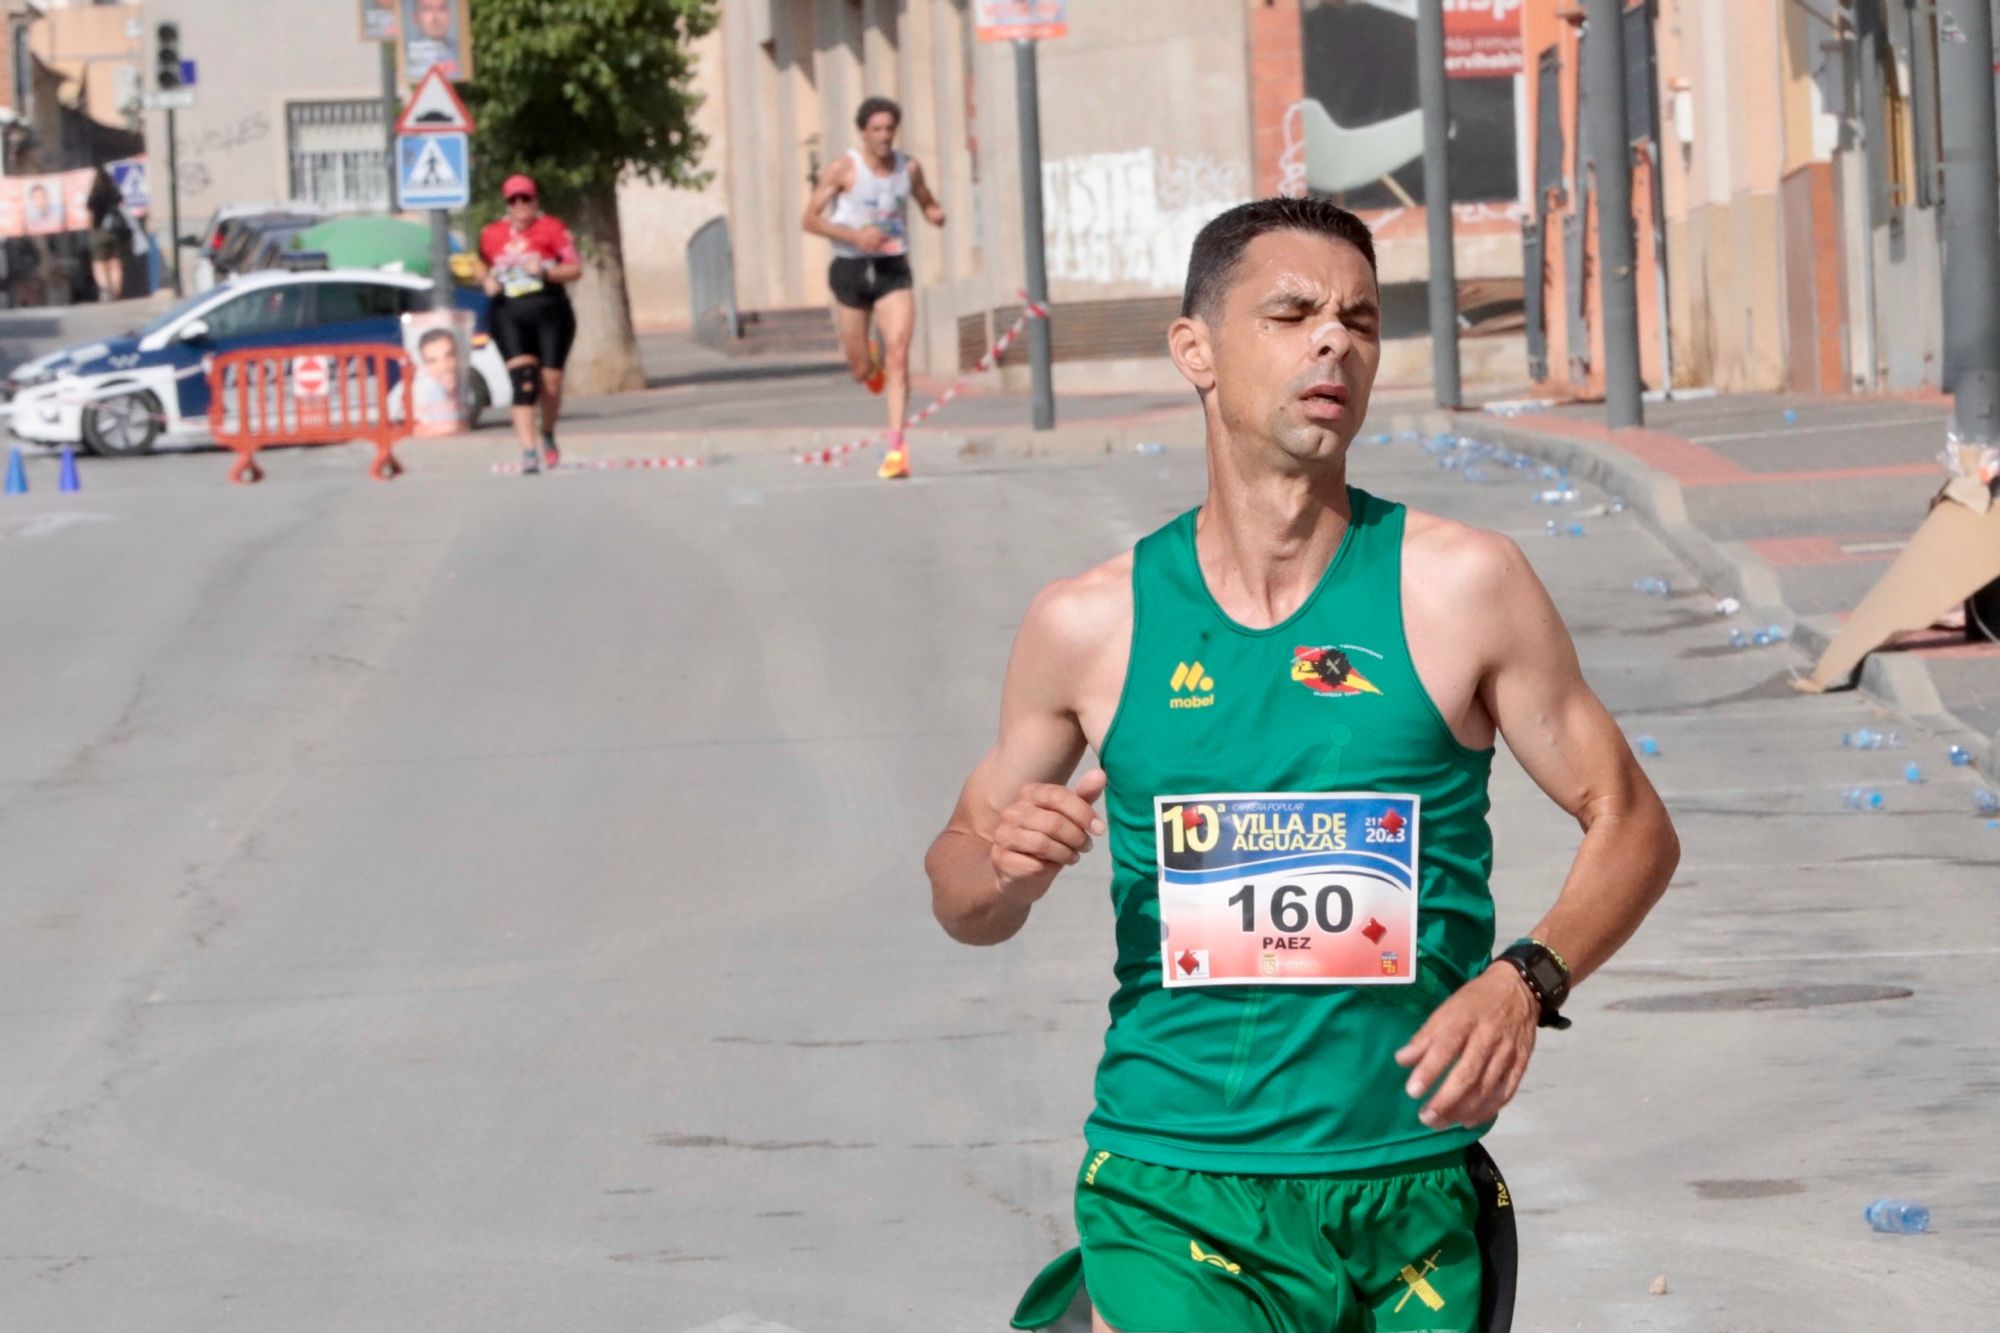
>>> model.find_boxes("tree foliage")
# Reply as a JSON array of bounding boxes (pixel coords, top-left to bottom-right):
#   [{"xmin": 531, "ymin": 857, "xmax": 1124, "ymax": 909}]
[{"xmin": 461, "ymin": 0, "xmax": 718, "ymax": 227}]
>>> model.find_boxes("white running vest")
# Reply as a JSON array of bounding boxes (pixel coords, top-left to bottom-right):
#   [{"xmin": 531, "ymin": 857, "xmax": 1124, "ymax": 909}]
[{"xmin": 827, "ymin": 148, "xmax": 911, "ymax": 259}]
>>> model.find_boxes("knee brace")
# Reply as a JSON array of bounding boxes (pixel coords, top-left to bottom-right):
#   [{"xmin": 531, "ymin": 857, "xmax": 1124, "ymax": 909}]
[{"xmin": 510, "ymin": 363, "xmax": 541, "ymax": 407}]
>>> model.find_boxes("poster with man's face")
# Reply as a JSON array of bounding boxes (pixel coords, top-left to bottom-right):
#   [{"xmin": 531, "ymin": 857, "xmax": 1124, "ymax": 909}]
[
  {"xmin": 401, "ymin": 0, "xmax": 472, "ymax": 84},
  {"xmin": 402, "ymin": 309, "xmax": 472, "ymax": 436}
]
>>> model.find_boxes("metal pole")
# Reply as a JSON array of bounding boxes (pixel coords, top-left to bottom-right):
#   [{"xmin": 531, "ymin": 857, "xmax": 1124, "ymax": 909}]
[
  {"xmin": 1415, "ymin": 0, "xmax": 1460, "ymax": 408},
  {"xmin": 429, "ymin": 210, "xmax": 451, "ymax": 308},
  {"xmin": 1939, "ymin": 0, "xmax": 2000, "ymax": 444},
  {"xmin": 165, "ymin": 106, "xmax": 182, "ymax": 296},
  {"xmin": 381, "ymin": 40, "xmax": 400, "ymax": 210},
  {"xmin": 1013, "ymin": 37, "xmax": 1054, "ymax": 431},
  {"xmin": 1584, "ymin": 0, "xmax": 1643, "ymax": 428}
]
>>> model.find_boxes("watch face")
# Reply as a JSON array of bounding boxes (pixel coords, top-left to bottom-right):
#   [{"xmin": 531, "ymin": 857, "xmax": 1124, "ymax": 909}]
[{"xmin": 1527, "ymin": 956, "xmax": 1566, "ymax": 1001}]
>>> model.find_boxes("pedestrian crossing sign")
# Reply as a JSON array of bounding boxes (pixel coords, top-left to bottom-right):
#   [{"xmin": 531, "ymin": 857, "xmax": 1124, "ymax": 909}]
[{"xmin": 397, "ymin": 132, "xmax": 470, "ymax": 210}]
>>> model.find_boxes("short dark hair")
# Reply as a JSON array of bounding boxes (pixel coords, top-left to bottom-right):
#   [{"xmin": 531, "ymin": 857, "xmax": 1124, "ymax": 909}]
[
  {"xmin": 1180, "ymin": 196, "xmax": 1378, "ymax": 322},
  {"xmin": 418, "ymin": 327, "xmax": 455, "ymax": 353},
  {"xmin": 855, "ymin": 96, "xmax": 901, "ymax": 130}
]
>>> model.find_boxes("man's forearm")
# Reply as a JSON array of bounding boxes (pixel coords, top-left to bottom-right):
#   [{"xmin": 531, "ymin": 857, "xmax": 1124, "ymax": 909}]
[
  {"xmin": 1526, "ymin": 796, "xmax": 1679, "ymax": 985},
  {"xmin": 926, "ymin": 829, "xmax": 1032, "ymax": 946}
]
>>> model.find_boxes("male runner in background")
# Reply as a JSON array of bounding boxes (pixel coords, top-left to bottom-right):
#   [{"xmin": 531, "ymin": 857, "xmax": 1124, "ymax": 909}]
[
  {"xmin": 802, "ymin": 96, "xmax": 946, "ymax": 481},
  {"xmin": 924, "ymin": 197, "xmax": 1679, "ymax": 1332}
]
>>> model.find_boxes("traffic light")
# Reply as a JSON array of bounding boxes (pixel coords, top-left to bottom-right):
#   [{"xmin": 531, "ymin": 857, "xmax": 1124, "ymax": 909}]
[{"xmin": 156, "ymin": 23, "xmax": 181, "ymax": 91}]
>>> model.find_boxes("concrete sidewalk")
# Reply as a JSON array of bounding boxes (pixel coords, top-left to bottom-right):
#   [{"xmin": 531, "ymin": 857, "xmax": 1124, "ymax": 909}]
[{"xmin": 1456, "ymin": 392, "xmax": 1999, "ymax": 777}]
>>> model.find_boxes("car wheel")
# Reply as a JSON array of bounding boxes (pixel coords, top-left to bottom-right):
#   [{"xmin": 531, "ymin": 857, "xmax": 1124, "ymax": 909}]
[
  {"xmin": 467, "ymin": 372, "xmax": 490, "ymax": 429},
  {"xmin": 81, "ymin": 390, "xmax": 164, "ymax": 457}
]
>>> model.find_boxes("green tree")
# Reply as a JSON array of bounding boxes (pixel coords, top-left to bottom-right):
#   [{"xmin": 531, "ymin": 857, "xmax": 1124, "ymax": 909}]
[{"xmin": 463, "ymin": 0, "xmax": 717, "ymax": 395}]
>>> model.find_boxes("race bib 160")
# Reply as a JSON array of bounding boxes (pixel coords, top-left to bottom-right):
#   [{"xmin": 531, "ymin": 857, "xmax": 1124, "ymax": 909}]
[{"xmin": 1155, "ymin": 792, "xmax": 1419, "ymax": 988}]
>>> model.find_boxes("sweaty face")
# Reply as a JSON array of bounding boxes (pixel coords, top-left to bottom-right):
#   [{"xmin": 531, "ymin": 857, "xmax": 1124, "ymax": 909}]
[
  {"xmin": 1199, "ymin": 230, "xmax": 1382, "ymax": 465},
  {"xmin": 416, "ymin": 0, "xmax": 450, "ymax": 39},
  {"xmin": 861, "ymin": 112, "xmax": 898, "ymax": 156}
]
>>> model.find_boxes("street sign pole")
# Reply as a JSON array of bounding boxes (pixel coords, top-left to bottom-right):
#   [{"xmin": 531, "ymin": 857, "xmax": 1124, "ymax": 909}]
[
  {"xmin": 1939, "ymin": 0, "xmax": 2000, "ymax": 444},
  {"xmin": 1013, "ymin": 37, "xmax": 1054, "ymax": 431},
  {"xmin": 430, "ymin": 211, "xmax": 451, "ymax": 309},
  {"xmin": 165, "ymin": 107, "xmax": 182, "ymax": 296},
  {"xmin": 381, "ymin": 40, "xmax": 400, "ymax": 209},
  {"xmin": 1415, "ymin": 0, "xmax": 1460, "ymax": 410},
  {"xmin": 1585, "ymin": 0, "xmax": 1643, "ymax": 429}
]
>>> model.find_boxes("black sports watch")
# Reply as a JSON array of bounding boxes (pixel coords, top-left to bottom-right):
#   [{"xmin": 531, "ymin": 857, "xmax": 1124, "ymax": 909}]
[{"xmin": 1495, "ymin": 938, "xmax": 1572, "ymax": 1030}]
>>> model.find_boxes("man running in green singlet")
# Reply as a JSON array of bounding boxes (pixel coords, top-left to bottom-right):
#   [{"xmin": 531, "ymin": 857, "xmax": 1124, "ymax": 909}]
[{"xmin": 924, "ymin": 197, "xmax": 1681, "ymax": 1333}]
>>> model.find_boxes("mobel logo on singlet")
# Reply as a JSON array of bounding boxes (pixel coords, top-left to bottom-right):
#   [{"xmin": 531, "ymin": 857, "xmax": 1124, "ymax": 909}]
[{"xmin": 1168, "ymin": 660, "xmax": 1215, "ymax": 709}]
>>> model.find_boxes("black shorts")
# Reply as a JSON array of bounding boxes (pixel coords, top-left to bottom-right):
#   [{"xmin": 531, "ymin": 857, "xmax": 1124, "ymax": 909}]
[
  {"xmin": 492, "ymin": 293, "xmax": 577, "ymax": 370},
  {"xmin": 828, "ymin": 255, "xmax": 913, "ymax": 311}
]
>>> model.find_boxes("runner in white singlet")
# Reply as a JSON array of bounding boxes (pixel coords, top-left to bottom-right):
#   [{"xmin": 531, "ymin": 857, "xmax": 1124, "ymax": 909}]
[{"xmin": 803, "ymin": 96, "xmax": 948, "ymax": 481}]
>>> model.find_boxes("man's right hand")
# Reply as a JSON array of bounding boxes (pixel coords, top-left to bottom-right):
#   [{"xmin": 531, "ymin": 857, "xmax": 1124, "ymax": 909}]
[
  {"xmin": 991, "ymin": 769, "xmax": 1108, "ymax": 906},
  {"xmin": 854, "ymin": 225, "xmax": 889, "ymax": 254}
]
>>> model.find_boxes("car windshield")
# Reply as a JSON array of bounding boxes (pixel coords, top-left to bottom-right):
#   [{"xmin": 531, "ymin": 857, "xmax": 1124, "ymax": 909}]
[{"xmin": 136, "ymin": 290, "xmax": 224, "ymax": 339}]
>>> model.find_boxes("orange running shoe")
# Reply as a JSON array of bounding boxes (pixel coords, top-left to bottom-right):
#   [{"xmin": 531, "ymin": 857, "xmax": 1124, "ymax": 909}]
[
  {"xmin": 864, "ymin": 332, "xmax": 886, "ymax": 395},
  {"xmin": 877, "ymin": 446, "xmax": 910, "ymax": 480}
]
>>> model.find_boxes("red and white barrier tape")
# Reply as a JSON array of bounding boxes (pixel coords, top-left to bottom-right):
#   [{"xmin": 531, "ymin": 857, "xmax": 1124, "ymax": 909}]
[
  {"xmin": 793, "ymin": 296, "xmax": 1050, "ymax": 466},
  {"xmin": 490, "ymin": 454, "xmax": 706, "ymax": 476}
]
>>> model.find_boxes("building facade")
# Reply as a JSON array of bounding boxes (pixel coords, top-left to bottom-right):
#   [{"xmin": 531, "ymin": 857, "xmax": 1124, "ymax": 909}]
[{"xmin": 643, "ymin": 0, "xmax": 1538, "ymax": 386}]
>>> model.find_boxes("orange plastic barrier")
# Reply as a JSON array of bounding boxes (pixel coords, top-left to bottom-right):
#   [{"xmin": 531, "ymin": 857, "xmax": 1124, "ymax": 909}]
[{"xmin": 206, "ymin": 346, "xmax": 411, "ymax": 484}]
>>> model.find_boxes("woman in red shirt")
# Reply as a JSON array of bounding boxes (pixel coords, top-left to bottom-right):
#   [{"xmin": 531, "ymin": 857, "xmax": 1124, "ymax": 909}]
[{"xmin": 475, "ymin": 174, "xmax": 582, "ymax": 474}]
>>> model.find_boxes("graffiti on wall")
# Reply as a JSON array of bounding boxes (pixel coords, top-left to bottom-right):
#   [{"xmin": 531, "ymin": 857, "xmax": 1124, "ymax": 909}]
[{"xmin": 1041, "ymin": 149, "xmax": 1248, "ymax": 290}]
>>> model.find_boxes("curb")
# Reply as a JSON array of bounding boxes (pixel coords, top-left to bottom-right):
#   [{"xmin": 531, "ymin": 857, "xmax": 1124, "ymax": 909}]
[{"xmin": 1437, "ymin": 409, "xmax": 1998, "ymax": 782}]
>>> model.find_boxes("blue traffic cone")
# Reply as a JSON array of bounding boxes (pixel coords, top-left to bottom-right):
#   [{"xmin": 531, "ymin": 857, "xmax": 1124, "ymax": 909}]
[
  {"xmin": 3, "ymin": 447, "xmax": 25, "ymax": 496},
  {"xmin": 58, "ymin": 446, "xmax": 79, "ymax": 493}
]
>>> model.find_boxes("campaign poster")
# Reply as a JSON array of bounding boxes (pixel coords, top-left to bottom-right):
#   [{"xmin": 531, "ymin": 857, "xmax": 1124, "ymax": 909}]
[
  {"xmin": 402, "ymin": 308, "xmax": 472, "ymax": 436},
  {"xmin": 400, "ymin": 0, "xmax": 473, "ymax": 84},
  {"xmin": 361, "ymin": 0, "xmax": 398, "ymax": 42},
  {"xmin": 0, "ymin": 170, "xmax": 98, "ymax": 238}
]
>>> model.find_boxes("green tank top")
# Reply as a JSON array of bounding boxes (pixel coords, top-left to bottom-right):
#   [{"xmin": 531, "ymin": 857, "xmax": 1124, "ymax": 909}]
[{"xmin": 1086, "ymin": 487, "xmax": 1497, "ymax": 1174}]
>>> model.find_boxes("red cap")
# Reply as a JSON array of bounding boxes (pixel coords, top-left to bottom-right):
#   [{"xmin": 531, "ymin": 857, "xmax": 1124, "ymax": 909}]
[{"xmin": 502, "ymin": 174, "xmax": 538, "ymax": 200}]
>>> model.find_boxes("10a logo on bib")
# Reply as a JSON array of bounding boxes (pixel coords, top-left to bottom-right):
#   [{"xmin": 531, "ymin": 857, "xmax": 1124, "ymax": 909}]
[{"xmin": 1155, "ymin": 792, "xmax": 1418, "ymax": 987}]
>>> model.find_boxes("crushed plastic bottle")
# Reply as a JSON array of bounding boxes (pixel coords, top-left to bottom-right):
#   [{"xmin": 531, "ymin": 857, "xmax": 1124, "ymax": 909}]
[
  {"xmin": 1783, "ymin": 408, "xmax": 1801, "ymax": 427},
  {"xmin": 1607, "ymin": 495, "xmax": 1629, "ymax": 513},
  {"xmin": 1134, "ymin": 441, "xmax": 1167, "ymax": 456},
  {"xmin": 1975, "ymin": 789, "xmax": 2000, "ymax": 817},
  {"xmin": 1532, "ymin": 487, "xmax": 1579, "ymax": 505},
  {"xmin": 1904, "ymin": 763, "xmax": 1924, "ymax": 784},
  {"xmin": 1729, "ymin": 628, "xmax": 1750, "ymax": 650},
  {"xmin": 1538, "ymin": 464, "xmax": 1567, "ymax": 481},
  {"xmin": 1842, "ymin": 728, "xmax": 1903, "ymax": 750},
  {"xmin": 1843, "ymin": 788, "xmax": 1886, "ymax": 811},
  {"xmin": 1715, "ymin": 597, "xmax": 1743, "ymax": 616},
  {"xmin": 1636, "ymin": 735, "xmax": 1660, "ymax": 757},
  {"xmin": 1863, "ymin": 1199, "xmax": 1930, "ymax": 1234},
  {"xmin": 1463, "ymin": 466, "xmax": 1488, "ymax": 483},
  {"xmin": 1948, "ymin": 745, "xmax": 1974, "ymax": 767},
  {"xmin": 1633, "ymin": 577, "xmax": 1672, "ymax": 597}
]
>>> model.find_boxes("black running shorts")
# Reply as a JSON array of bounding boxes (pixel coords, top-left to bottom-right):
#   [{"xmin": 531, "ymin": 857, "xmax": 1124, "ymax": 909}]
[
  {"xmin": 491, "ymin": 293, "xmax": 578, "ymax": 370},
  {"xmin": 828, "ymin": 255, "xmax": 914, "ymax": 311}
]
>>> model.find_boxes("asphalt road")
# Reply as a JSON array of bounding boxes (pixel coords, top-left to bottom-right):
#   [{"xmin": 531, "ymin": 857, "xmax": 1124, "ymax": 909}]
[{"xmin": 2, "ymin": 421, "xmax": 1995, "ymax": 1331}]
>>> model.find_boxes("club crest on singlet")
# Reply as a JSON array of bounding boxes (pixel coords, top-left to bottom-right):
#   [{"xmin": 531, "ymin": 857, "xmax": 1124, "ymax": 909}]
[{"xmin": 1290, "ymin": 644, "xmax": 1384, "ymax": 697}]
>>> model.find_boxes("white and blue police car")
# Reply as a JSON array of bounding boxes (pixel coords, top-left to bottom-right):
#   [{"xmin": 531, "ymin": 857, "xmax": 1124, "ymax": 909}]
[{"xmin": 4, "ymin": 269, "xmax": 510, "ymax": 455}]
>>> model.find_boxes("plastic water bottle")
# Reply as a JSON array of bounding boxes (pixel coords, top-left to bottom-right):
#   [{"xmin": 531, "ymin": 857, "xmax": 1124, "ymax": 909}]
[
  {"xmin": 1948, "ymin": 745, "xmax": 1974, "ymax": 767},
  {"xmin": 1607, "ymin": 496, "xmax": 1629, "ymax": 513},
  {"xmin": 1863, "ymin": 1199, "xmax": 1930, "ymax": 1234},
  {"xmin": 1729, "ymin": 628, "xmax": 1750, "ymax": 650},
  {"xmin": 1715, "ymin": 597, "xmax": 1743, "ymax": 616},
  {"xmin": 1783, "ymin": 408, "xmax": 1801, "ymax": 427},
  {"xmin": 1633, "ymin": 577, "xmax": 1672, "ymax": 597},
  {"xmin": 1975, "ymin": 789, "xmax": 2000, "ymax": 817},
  {"xmin": 1843, "ymin": 788, "xmax": 1885, "ymax": 811},
  {"xmin": 1843, "ymin": 728, "xmax": 1902, "ymax": 750},
  {"xmin": 1636, "ymin": 735, "xmax": 1660, "ymax": 756},
  {"xmin": 1904, "ymin": 763, "xmax": 1924, "ymax": 784},
  {"xmin": 1134, "ymin": 441, "xmax": 1167, "ymax": 456},
  {"xmin": 1533, "ymin": 487, "xmax": 1578, "ymax": 505}
]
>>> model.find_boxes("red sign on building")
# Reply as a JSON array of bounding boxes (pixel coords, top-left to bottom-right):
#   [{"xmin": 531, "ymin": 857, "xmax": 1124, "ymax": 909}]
[{"xmin": 1445, "ymin": 0, "xmax": 1524, "ymax": 78}]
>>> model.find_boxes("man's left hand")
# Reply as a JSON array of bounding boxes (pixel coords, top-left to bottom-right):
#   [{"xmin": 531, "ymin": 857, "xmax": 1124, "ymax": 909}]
[
  {"xmin": 1394, "ymin": 965, "xmax": 1538, "ymax": 1130},
  {"xmin": 924, "ymin": 203, "xmax": 947, "ymax": 226}
]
